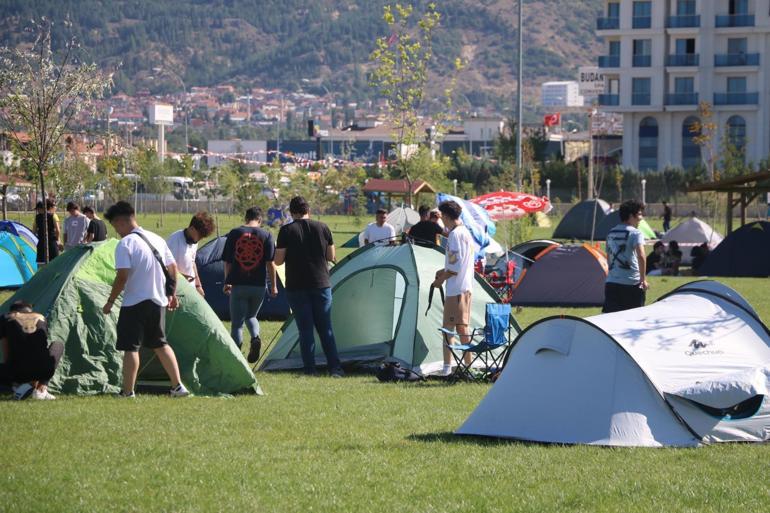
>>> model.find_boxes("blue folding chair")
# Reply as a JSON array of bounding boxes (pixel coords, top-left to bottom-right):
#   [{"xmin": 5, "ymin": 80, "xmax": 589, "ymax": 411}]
[{"xmin": 439, "ymin": 303, "xmax": 513, "ymax": 382}]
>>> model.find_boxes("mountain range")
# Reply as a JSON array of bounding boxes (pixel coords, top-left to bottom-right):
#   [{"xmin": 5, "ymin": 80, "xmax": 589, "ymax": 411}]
[{"xmin": 0, "ymin": 0, "xmax": 602, "ymax": 111}]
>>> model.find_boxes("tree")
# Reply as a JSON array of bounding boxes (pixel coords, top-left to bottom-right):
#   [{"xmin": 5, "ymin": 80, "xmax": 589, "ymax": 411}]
[
  {"xmin": 0, "ymin": 21, "xmax": 110, "ymax": 262},
  {"xmin": 690, "ymin": 101, "xmax": 717, "ymax": 181},
  {"xmin": 369, "ymin": 3, "xmax": 463, "ymax": 204}
]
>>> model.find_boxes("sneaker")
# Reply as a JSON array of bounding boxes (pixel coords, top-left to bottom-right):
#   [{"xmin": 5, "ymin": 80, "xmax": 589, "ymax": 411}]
[
  {"xmin": 247, "ymin": 335, "xmax": 262, "ymax": 363},
  {"xmin": 32, "ymin": 389, "xmax": 56, "ymax": 400},
  {"xmin": 440, "ymin": 366, "xmax": 453, "ymax": 377},
  {"xmin": 13, "ymin": 383, "xmax": 34, "ymax": 401},
  {"xmin": 118, "ymin": 390, "xmax": 136, "ymax": 398},
  {"xmin": 170, "ymin": 384, "xmax": 190, "ymax": 398},
  {"xmin": 330, "ymin": 368, "xmax": 345, "ymax": 378}
]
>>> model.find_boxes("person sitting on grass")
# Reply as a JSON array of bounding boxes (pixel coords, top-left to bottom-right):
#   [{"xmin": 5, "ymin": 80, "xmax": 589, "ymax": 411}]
[
  {"xmin": 646, "ymin": 241, "xmax": 665, "ymax": 275},
  {"xmin": 662, "ymin": 240, "xmax": 683, "ymax": 276},
  {"xmin": 0, "ymin": 301, "xmax": 64, "ymax": 400}
]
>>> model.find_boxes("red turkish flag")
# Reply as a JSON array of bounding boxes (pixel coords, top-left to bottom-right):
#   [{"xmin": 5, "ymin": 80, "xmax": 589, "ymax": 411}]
[{"xmin": 543, "ymin": 113, "xmax": 561, "ymax": 127}]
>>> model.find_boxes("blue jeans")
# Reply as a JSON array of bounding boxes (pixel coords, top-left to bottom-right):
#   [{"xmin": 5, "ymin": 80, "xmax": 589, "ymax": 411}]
[
  {"xmin": 229, "ymin": 285, "xmax": 266, "ymax": 348},
  {"xmin": 285, "ymin": 287, "xmax": 342, "ymax": 374}
]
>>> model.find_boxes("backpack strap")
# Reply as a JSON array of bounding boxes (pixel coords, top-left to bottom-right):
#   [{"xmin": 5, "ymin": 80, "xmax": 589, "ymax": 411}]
[{"xmin": 129, "ymin": 231, "xmax": 176, "ymax": 295}]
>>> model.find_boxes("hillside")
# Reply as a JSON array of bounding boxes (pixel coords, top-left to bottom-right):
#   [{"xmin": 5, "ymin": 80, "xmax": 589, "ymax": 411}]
[{"xmin": 0, "ymin": 0, "xmax": 602, "ymax": 110}]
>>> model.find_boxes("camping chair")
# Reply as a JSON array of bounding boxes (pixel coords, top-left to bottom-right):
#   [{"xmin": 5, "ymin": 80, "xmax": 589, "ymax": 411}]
[{"xmin": 439, "ymin": 303, "xmax": 513, "ymax": 383}]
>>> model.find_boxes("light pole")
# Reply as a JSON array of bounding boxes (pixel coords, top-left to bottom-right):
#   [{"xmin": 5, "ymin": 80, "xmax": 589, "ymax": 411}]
[
  {"xmin": 546, "ymin": 178, "xmax": 551, "ymax": 201},
  {"xmin": 641, "ymin": 178, "xmax": 647, "ymax": 204},
  {"xmin": 453, "ymin": 179, "xmax": 458, "ymax": 196},
  {"xmin": 515, "ymin": 0, "xmax": 523, "ymax": 191},
  {"xmin": 153, "ymin": 67, "xmax": 188, "ymax": 153}
]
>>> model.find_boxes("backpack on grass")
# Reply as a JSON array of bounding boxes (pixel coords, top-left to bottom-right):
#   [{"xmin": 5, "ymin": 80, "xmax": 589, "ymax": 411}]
[{"xmin": 376, "ymin": 361, "xmax": 424, "ymax": 383}]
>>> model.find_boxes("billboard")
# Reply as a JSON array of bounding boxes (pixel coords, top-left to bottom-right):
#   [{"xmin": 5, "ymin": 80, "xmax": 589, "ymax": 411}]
[
  {"xmin": 149, "ymin": 104, "xmax": 174, "ymax": 125},
  {"xmin": 578, "ymin": 67, "xmax": 605, "ymax": 96}
]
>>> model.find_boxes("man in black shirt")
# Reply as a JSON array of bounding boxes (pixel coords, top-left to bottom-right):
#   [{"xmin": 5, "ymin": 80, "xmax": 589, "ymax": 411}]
[
  {"xmin": 408, "ymin": 205, "xmax": 443, "ymax": 247},
  {"xmin": 662, "ymin": 201, "xmax": 672, "ymax": 232},
  {"xmin": 274, "ymin": 196, "xmax": 343, "ymax": 377},
  {"xmin": 83, "ymin": 206, "xmax": 108, "ymax": 243},
  {"xmin": 0, "ymin": 301, "xmax": 64, "ymax": 400},
  {"xmin": 222, "ymin": 207, "xmax": 277, "ymax": 362}
]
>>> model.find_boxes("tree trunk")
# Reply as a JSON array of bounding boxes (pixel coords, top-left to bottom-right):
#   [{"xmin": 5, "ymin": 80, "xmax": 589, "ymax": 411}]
[
  {"xmin": 1, "ymin": 184, "xmax": 7, "ymax": 221},
  {"xmin": 39, "ymin": 168, "xmax": 49, "ymax": 264}
]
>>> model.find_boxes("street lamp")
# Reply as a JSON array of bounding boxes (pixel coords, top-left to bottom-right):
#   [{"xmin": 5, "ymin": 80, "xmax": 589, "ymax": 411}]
[
  {"xmin": 546, "ymin": 178, "xmax": 551, "ymax": 201},
  {"xmin": 453, "ymin": 179, "xmax": 458, "ymax": 195},
  {"xmin": 641, "ymin": 178, "xmax": 647, "ymax": 205}
]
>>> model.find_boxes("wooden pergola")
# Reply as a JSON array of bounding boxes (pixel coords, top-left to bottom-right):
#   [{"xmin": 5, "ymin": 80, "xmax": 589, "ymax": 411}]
[
  {"xmin": 362, "ymin": 178, "xmax": 436, "ymax": 208},
  {"xmin": 688, "ymin": 170, "xmax": 770, "ymax": 233}
]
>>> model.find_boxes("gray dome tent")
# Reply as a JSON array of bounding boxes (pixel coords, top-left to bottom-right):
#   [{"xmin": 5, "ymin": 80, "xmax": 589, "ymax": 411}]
[{"xmin": 552, "ymin": 199, "xmax": 612, "ymax": 240}]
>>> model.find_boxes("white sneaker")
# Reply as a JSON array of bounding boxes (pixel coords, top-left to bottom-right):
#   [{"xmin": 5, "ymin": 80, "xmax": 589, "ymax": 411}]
[
  {"xmin": 440, "ymin": 366, "xmax": 454, "ymax": 377},
  {"xmin": 13, "ymin": 383, "xmax": 34, "ymax": 400},
  {"xmin": 169, "ymin": 384, "xmax": 190, "ymax": 397},
  {"xmin": 32, "ymin": 389, "xmax": 56, "ymax": 400}
]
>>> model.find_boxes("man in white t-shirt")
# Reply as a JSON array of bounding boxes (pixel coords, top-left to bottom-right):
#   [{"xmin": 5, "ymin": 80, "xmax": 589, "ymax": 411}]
[
  {"xmin": 166, "ymin": 212, "xmax": 216, "ymax": 297},
  {"xmin": 432, "ymin": 200, "xmax": 475, "ymax": 376},
  {"xmin": 101, "ymin": 201, "xmax": 189, "ymax": 398},
  {"xmin": 362, "ymin": 208, "xmax": 396, "ymax": 246}
]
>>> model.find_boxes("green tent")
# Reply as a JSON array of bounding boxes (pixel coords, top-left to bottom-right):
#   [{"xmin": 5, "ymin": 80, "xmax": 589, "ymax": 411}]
[
  {"xmin": 261, "ymin": 243, "xmax": 519, "ymax": 374},
  {"xmin": 0, "ymin": 239, "xmax": 260, "ymax": 396}
]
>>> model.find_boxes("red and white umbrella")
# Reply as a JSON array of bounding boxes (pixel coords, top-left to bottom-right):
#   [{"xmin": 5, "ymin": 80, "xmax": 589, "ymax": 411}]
[{"xmin": 470, "ymin": 191, "xmax": 553, "ymax": 221}]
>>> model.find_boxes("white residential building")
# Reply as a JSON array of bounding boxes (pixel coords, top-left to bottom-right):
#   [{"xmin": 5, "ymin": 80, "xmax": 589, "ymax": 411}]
[
  {"xmin": 596, "ymin": 0, "xmax": 770, "ymax": 172},
  {"xmin": 541, "ymin": 81, "xmax": 585, "ymax": 107}
]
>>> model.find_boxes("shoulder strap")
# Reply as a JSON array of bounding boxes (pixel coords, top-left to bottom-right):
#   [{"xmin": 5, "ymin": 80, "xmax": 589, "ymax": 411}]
[{"xmin": 128, "ymin": 231, "xmax": 174, "ymax": 288}]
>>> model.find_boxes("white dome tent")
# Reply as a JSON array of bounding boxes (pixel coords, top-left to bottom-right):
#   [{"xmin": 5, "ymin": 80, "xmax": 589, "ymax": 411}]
[
  {"xmin": 662, "ymin": 217, "xmax": 723, "ymax": 264},
  {"xmin": 457, "ymin": 281, "xmax": 770, "ymax": 447}
]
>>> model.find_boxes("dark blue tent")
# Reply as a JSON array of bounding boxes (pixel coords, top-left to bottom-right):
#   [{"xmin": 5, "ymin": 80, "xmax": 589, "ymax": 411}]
[
  {"xmin": 698, "ymin": 221, "xmax": 770, "ymax": 277},
  {"xmin": 195, "ymin": 236, "xmax": 290, "ymax": 321},
  {"xmin": 552, "ymin": 199, "xmax": 612, "ymax": 240}
]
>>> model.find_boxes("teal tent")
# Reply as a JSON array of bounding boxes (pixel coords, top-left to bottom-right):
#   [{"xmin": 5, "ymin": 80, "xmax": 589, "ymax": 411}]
[
  {"xmin": 0, "ymin": 239, "xmax": 260, "ymax": 395},
  {"xmin": 261, "ymin": 243, "xmax": 519, "ymax": 375},
  {"xmin": 0, "ymin": 221, "xmax": 37, "ymax": 288}
]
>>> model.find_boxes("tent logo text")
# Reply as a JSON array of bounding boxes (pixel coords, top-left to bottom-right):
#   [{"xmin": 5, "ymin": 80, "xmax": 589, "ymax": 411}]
[{"xmin": 686, "ymin": 339, "xmax": 723, "ymax": 356}]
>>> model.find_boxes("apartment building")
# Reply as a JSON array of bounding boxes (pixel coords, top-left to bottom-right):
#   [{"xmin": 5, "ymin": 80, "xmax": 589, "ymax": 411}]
[
  {"xmin": 596, "ymin": 0, "xmax": 770, "ymax": 172},
  {"xmin": 541, "ymin": 81, "xmax": 585, "ymax": 107}
]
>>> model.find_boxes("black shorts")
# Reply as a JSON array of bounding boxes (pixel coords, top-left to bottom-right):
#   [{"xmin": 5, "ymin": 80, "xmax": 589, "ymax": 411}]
[
  {"xmin": 602, "ymin": 282, "xmax": 646, "ymax": 313},
  {"xmin": 116, "ymin": 300, "xmax": 167, "ymax": 352}
]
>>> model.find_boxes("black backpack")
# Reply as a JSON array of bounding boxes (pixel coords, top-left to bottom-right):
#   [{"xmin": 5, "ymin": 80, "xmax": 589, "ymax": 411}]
[{"xmin": 376, "ymin": 361, "xmax": 424, "ymax": 383}]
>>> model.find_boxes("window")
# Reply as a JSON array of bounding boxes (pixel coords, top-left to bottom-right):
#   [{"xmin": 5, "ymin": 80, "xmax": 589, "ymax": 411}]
[
  {"xmin": 726, "ymin": 115, "xmax": 746, "ymax": 153},
  {"xmin": 609, "ymin": 41, "xmax": 620, "ymax": 57},
  {"xmin": 607, "ymin": 2, "xmax": 620, "ymax": 18},
  {"xmin": 676, "ymin": 39, "xmax": 696, "ymax": 54},
  {"xmin": 677, "ymin": 0, "xmax": 696, "ymax": 16},
  {"xmin": 608, "ymin": 78, "xmax": 620, "ymax": 94},
  {"xmin": 727, "ymin": 38, "xmax": 747, "ymax": 55},
  {"xmin": 729, "ymin": 0, "xmax": 749, "ymax": 15},
  {"xmin": 639, "ymin": 117, "xmax": 658, "ymax": 171},
  {"xmin": 633, "ymin": 1, "xmax": 652, "ymax": 28},
  {"xmin": 727, "ymin": 77, "xmax": 747, "ymax": 93},
  {"xmin": 633, "ymin": 39, "xmax": 652, "ymax": 66},
  {"xmin": 682, "ymin": 116, "xmax": 701, "ymax": 169},
  {"xmin": 632, "ymin": 77, "xmax": 651, "ymax": 105},
  {"xmin": 674, "ymin": 77, "xmax": 694, "ymax": 93}
]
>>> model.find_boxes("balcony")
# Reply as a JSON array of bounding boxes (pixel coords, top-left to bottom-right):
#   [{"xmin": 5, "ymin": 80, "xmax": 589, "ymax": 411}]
[
  {"xmin": 667, "ymin": 54, "xmax": 699, "ymax": 66},
  {"xmin": 665, "ymin": 93, "xmax": 699, "ymax": 105},
  {"xmin": 713, "ymin": 92, "xmax": 759, "ymax": 105},
  {"xmin": 598, "ymin": 94, "xmax": 620, "ymax": 106},
  {"xmin": 715, "ymin": 14, "xmax": 755, "ymax": 28},
  {"xmin": 597, "ymin": 17, "xmax": 620, "ymax": 30},
  {"xmin": 632, "ymin": 93, "xmax": 651, "ymax": 105},
  {"xmin": 598, "ymin": 55, "xmax": 621, "ymax": 68},
  {"xmin": 633, "ymin": 55, "xmax": 652, "ymax": 67},
  {"xmin": 632, "ymin": 16, "xmax": 652, "ymax": 29},
  {"xmin": 667, "ymin": 15, "xmax": 700, "ymax": 28},
  {"xmin": 714, "ymin": 53, "xmax": 760, "ymax": 66}
]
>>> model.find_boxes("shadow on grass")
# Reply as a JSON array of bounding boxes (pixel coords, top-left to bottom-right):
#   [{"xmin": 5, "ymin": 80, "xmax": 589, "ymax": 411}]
[{"xmin": 408, "ymin": 432, "xmax": 544, "ymax": 447}]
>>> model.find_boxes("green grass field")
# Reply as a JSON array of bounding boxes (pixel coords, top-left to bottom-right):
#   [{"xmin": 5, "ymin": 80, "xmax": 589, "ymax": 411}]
[{"xmin": 1, "ymin": 213, "xmax": 769, "ymax": 512}]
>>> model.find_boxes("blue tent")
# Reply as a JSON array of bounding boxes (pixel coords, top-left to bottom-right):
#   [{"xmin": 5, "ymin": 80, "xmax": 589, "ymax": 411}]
[
  {"xmin": 0, "ymin": 221, "xmax": 38, "ymax": 288},
  {"xmin": 698, "ymin": 221, "xmax": 770, "ymax": 277},
  {"xmin": 195, "ymin": 236, "xmax": 290, "ymax": 321}
]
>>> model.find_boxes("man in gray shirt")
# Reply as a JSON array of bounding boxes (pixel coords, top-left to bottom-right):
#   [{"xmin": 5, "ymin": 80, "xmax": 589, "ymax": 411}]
[
  {"xmin": 63, "ymin": 202, "xmax": 90, "ymax": 250},
  {"xmin": 603, "ymin": 199, "xmax": 648, "ymax": 313}
]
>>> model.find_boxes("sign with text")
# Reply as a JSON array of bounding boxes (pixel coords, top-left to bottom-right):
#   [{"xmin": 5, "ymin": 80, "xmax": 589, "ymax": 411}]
[
  {"xmin": 149, "ymin": 104, "xmax": 174, "ymax": 125},
  {"xmin": 578, "ymin": 67, "xmax": 605, "ymax": 96}
]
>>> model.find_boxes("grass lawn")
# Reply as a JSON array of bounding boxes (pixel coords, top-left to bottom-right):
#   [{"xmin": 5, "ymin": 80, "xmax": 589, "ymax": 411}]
[{"xmin": 1, "ymin": 213, "xmax": 769, "ymax": 512}]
